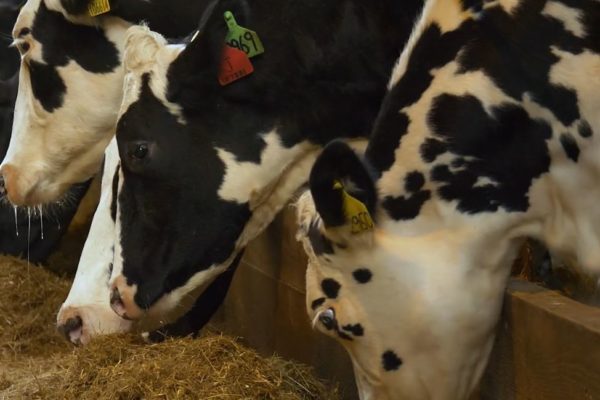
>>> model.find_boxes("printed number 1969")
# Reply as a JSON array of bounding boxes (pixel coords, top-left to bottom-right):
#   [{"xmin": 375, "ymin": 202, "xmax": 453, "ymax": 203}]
[{"xmin": 228, "ymin": 32, "xmax": 258, "ymax": 55}]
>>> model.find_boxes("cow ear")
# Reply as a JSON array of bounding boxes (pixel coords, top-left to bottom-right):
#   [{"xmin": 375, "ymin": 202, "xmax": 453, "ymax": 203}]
[
  {"xmin": 123, "ymin": 25, "xmax": 167, "ymax": 72},
  {"xmin": 309, "ymin": 141, "xmax": 377, "ymax": 231},
  {"xmin": 166, "ymin": 0, "xmax": 249, "ymax": 107}
]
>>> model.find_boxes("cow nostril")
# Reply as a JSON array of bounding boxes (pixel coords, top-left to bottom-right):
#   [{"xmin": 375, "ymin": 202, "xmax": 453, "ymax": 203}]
[
  {"xmin": 57, "ymin": 316, "xmax": 83, "ymax": 345},
  {"xmin": 110, "ymin": 286, "xmax": 123, "ymax": 307}
]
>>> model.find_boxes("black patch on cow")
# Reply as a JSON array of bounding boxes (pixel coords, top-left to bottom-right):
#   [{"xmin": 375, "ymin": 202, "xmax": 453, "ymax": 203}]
[
  {"xmin": 352, "ymin": 268, "xmax": 373, "ymax": 284},
  {"xmin": 560, "ymin": 133, "xmax": 580, "ymax": 162},
  {"xmin": 110, "ymin": 165, "xmax": 120, "ymax": 222},
  {"xmin": 578, "ymin": 120, "xmax": 593, "ymax": 138},
  {"xmin": 405, "ymin": 171, "xmax": 426, "ymax": 193},
  {"xmin": 308, "ymin": 221, "xmax": 334, "ymax": 256},
  {"xmin": 321, "ymin": 278, "xmax": 341, "ymax": 299},
  {"xmin": 420, "ymin": 138, "xmax": 447, "ymax": 163},
  {"xmin": 311, "ymin": 297, "xmax": 326, "ymax": 310},
  {"xmin": 342, "ymin": 323, "xmax": 364, "ymax": 337},
  {"xmin": 366, "ymin": 23, "xmax": 473, "ymax": 173},
  {"xmin": 28, "ymin": 60, "xmax": 66, "ymax": 112},
  {"xmin": 367, "ymin": 110, "xmax": 410, "ymax": 174},
  {"xmin": 382, "ymin": 189, "xmax": 431, "ymax": 221},
  {"xmin": 456, "ymin": 0, "xmax": 588, "ymax": 127},
  {"xmin": 428, "ymin": 94, "xmax": 551, "ymax": 214},
  {"xmin": 32, "ymin": 2, "xmax": 120, "ymax": 73},
  {"xmin": 382, "ymin": 350, "xmax": 403, "ymax": 371}
]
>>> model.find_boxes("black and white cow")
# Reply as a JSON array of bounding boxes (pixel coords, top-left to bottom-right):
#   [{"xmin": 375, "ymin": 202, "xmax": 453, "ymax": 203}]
[
  {"xmin": 59, "ymin": 138, "xmax": 241, "ymax": 344},
  {"xmin": 0, "ymin": 0, "xmax": 211, "ymax": 206},
  {"xmin": 296, "ymin": 0, "xmax": 599, "ymax": 398},
  {"xmin": 0, "ymin": 1, "xmax": 89, "ymax": 264},
  {"xmin": 107, "ymin": 0, "xmax": 423, "ymax": 323}
]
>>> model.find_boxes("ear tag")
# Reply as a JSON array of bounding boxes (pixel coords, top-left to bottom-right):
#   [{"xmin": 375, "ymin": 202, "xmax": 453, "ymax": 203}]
[
  {"xmin": 224, "ymin": 11, "xmax": 264, "ymax": 58},
  {"xmin": 333, "ymin": 181, "xmax": 374, "ymax": 234},
  {"xmin": 88, "ymin": 0, "xmax": 111, "ymax": 16},
  {"xmin": 218, "ymin": 45, "xmax": 254, "ymax": 86}
]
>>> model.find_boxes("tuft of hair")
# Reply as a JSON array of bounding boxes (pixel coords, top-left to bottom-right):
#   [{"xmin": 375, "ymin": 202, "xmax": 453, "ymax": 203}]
[{"xmin": 123, "ymin": 25, "xmax": 168, "ymax": 72}]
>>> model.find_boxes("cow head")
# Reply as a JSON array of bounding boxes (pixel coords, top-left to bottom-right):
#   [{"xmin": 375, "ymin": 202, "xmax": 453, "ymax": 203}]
[
  {"xmin": 0, "ymin": 0, "xmax": 130, "ymax": 206},
  {"xmin": 295, "ymin": 141, "xmax": 516, "ymax": 399},
  {"xmin": 108, "ymin": 6, "xmax": 274, "ymax": 319}
]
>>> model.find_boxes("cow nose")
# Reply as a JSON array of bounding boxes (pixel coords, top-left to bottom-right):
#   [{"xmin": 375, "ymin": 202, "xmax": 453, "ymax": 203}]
[
  {"xmin": 110, "ymin": 286, "xmax": 130, "ymax": 320},
  {"xmin": 57, "ymin": 316, "xmax": 84, "ymax": 346},
  {"xmin": 0, "ymin": 164, "xmax": 24, "ymax": 205}
]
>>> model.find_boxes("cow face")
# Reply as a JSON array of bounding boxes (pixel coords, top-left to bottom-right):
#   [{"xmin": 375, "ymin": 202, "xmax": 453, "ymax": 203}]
[
  {"xmin": 296, "ymin": 142, "xmax": 516, "ymax": 399},
  {"xmin": 109, "ymin": 15, "xmax": 280, "ymax": 318},
  {"xmin": 0, "ymin": 0, "xmax": 129, "ymax": 206}
]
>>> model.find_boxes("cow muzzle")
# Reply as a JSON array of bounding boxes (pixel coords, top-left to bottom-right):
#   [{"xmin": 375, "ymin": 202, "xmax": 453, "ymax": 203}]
[
  {"xmin": 110, "ymin": 276, "xmax": 145, "ymax": 320},
  {"xmin": 0, "ymin": 163, "xmax": 46, "ymax": 206}
]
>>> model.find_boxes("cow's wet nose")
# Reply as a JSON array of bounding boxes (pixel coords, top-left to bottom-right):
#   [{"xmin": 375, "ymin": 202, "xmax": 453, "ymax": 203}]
[
  {"xmin": 57, "ymin": 316, "xmax": 83, "ymax": 346},
  {"xmin": 0, "ymin": 164, "xmax": 25, "ymax": 205}
]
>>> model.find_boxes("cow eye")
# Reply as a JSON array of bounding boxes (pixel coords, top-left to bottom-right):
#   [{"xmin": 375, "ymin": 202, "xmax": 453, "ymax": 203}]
[
  {"xmin": 128, "ymin": 142, "xmax": 149, "ymax": 160},
  {"xmin": 18, "ymin": 42, "xmax": 30, "ymax": 53},
  {"xmin": 318, "ymin": 308, "xmax": 336, "ymax": 330}
]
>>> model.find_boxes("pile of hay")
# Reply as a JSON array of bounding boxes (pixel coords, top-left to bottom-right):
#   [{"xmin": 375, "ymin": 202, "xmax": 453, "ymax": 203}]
[{"xmin": 0, "ymin": 256, "xmax": 339, "ymax": 399}]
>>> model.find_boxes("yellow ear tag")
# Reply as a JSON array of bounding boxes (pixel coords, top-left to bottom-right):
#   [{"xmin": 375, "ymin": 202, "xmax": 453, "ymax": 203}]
[
  {"xmin": 88, "ymin": 0, "xmax": 111, "ymax": 17},
  {"xmin": 333, "ymin": 181, "xmax": 374, "ymax": 234}
]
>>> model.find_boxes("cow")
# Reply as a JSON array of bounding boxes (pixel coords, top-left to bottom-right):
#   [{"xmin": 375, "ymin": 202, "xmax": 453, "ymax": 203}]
[
  {"xmin": 106, "ymin": 0, "xmax": 424, "ymax": 326},
  {"xmin": 295, "ymin": 0, "xmax": 599, "ymax": 398},
  {"xmin": 0, "ymin": 1, "xmax": 89, "ymax": 264},
  {"xmin": 0, "ymin": 0, "xmax": 211, "ymax": 206},
  {"xmin": 58, "ymin": 139, "xmax": 242, "ymax": 344}
]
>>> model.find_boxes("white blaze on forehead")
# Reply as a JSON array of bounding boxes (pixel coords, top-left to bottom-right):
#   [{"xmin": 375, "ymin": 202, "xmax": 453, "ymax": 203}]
[{"xmin": 542, "ymin": 1, "xmax": 586, "ymax": 38}]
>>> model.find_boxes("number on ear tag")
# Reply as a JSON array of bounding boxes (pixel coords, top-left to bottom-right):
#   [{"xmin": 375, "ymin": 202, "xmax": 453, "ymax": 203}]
[
  {"xmin": 333, "ymin": 181, "xmax": 374, "ymax": 234},
  {"xmin": 224, "ymin": 11, "xmax": 264, "ymax": 58},
  {"xmin": 88, "ymin": 0, "xmax": 111, "ymax": 16},
  {"xmin": 218, "ymin": 45, "xmax": 254, "ymax": 86}
]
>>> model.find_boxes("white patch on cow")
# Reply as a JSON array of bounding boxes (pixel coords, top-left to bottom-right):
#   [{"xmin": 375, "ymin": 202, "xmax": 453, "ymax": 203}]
[
  {"xmin": 549, "ymin": 48, "xmax": 600, "ymax": 137},
  {"xmin": 217, "ymin": 131, "xmax": 317, "ymax": 205},
  {"xmin": 542, "ymin": 1, "xmax": 586, "ymax": 38},
  {"xmin": 57, "ymin": 139, "xmax": 132, "ymax": 345}
]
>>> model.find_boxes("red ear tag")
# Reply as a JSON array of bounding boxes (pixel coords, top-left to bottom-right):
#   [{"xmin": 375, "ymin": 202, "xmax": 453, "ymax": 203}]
[{"xmin": 218, "ymin": 45, "xmax": 254, "ymax": 86}]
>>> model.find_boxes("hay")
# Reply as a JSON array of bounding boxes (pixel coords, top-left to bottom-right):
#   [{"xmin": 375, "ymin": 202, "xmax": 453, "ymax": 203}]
[
  {"xmin": 0, "ymin": 256, "xmax": 339, "ymax": 400},
  {"xmin": 0, "ymin": 255, "xmax": 71, "ymax": 358}
]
